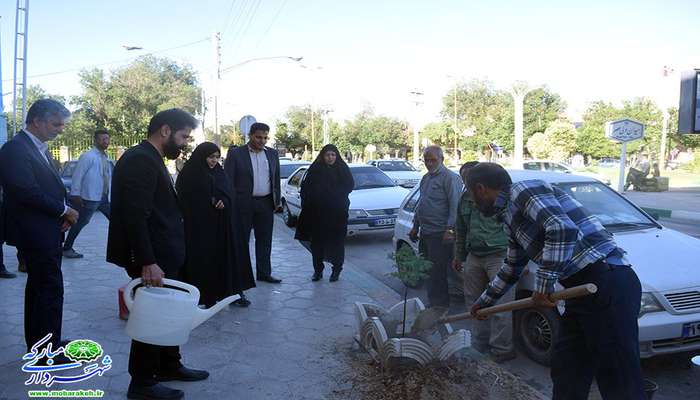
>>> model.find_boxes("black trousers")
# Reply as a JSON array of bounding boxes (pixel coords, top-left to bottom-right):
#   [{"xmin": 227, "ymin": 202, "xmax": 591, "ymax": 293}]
[
  {"xmin": 311, "ymin": 236, "xmax": 345, "ymax": 273},
  {"xmin": 552, "ymin": 260, "xmax": 645, "ymax": 400},
  {"xmin": 0, "ymin": 244, "xmax": 25, "ymax": 271},
  {"xmin": 128, "ymin": 340, "xmax": 182, "ymax": 386},
  {"xmin": 418, "ymin": 232, "xmax": 452, "ymax": 308},
  {"xmin": 22, "ymin": 247, "xmax": 63, "ymax": 351},
  {"xmin": 241, "ymin": 196, "xmax": 274, "ymax": 279}
]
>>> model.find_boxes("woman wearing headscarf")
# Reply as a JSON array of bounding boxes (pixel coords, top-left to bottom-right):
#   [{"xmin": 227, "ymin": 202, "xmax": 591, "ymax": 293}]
[
  {"xmin": 295, "ymin": 144, "xmax": 354, "ymax": 282},
  {"xmin": 176, "ymin": 142, "xmax": 255, "ymax": 307}
]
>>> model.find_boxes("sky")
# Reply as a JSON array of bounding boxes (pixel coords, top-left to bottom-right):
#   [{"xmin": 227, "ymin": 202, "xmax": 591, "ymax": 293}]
[{"xmin": 1, "ymin": 0, "xmax": 699, "ymax": 132}]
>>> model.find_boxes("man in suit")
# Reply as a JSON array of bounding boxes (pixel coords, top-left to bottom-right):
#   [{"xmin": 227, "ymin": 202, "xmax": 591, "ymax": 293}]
[
  {"xmin": 0, "ymin": 99, "xmax": 79, "ymax": 352},
  {"xmin": 0, "ymin": 185, "xmax": 18, "ymax": 279},
  {"xmin": 224, "ymin": 122, "xmax": 282, "ymax": 284},
  {"xmin": 107, "ymin": 108, "xmax": 208, "ymax": 400}
]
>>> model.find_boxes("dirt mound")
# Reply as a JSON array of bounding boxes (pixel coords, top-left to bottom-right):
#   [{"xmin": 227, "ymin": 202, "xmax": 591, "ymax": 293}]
[{"xmin": 331, "ymin": 345, "xmax": 546, "ymax": 400}]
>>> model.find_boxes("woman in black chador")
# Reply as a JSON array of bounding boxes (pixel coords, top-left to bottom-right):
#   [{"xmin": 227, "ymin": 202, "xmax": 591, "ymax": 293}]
[
  {"xmin": 176, "ymin": 142, "xmax": 255, "ymax": 307},
  {"xmin": 295, "ymin": 144, "xmax": 354, "ymax": 282}
]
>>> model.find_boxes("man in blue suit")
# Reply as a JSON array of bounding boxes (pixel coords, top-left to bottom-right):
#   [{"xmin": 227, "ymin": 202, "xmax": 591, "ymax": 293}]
[{"xmin": 0, "ymin": 99, "xmax": 79, "ymax": 352}]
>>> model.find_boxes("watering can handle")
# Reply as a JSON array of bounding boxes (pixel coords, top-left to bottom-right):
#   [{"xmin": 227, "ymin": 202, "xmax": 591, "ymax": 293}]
[
  {"xmin": 122, "ymin": 278, "xmax": 202, "ymax": 312},
  {"xmin": 440, "ymin": 283, "xmax": 598, "ymax": 324}
]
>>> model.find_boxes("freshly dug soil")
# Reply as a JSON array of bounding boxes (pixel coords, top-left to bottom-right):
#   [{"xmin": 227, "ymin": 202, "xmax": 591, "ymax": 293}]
[{"xmin": 330, "ymin": 344, "xmax": 546, "ymax": 400}]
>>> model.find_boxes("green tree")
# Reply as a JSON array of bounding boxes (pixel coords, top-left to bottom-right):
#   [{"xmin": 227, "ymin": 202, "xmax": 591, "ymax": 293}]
[
  {"xmin": 577, "ymin": 98, "xmax": 665, "ymax": 161},
  {"xmin": 545, "ymin": 120, "xmax": 577, "ymax": 160},
  {"xmin": 205, "ymin": 121, "xmax": 244, "ymax": 148},
  {"xmin": 341, "ymin": 107, "xmax": 409, "ymax": 160},
  {"xmin": 440, "ymin": 80, "xmax": 565, "ymax": 156},
  {"xmin": 526, "ymin": 132, "xmax": 549, "ymax": 159},
  {"xmin": 73, "ymin": 55, "xmax": 202, "ymax": 142}
]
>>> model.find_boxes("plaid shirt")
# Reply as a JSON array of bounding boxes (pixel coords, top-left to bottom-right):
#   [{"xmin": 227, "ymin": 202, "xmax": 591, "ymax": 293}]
[{"xmin": 477, "ymin": 179, "xmax": 625, "ymax": 307}]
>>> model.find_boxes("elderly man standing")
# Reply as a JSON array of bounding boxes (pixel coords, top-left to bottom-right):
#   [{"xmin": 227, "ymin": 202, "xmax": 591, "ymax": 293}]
[
  {"xmin": 63, "ymin": 129, "xmax": 112, "ymax": 258},
  {"xmin": 0, "ymin": 99, "xmax": 79, "ymax": 353},
  {"xmin": 452, "ymin": 161, "xmax": 514, "ymax": 362},
  {"xmin": 409, "ymin": 146, "xmax": 462, "ymax": 308}
]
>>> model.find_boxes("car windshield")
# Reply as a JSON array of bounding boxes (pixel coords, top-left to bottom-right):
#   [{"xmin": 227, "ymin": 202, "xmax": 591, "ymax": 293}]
[
  {"xmin": 61, "ymin": 162, "xmax": 77, "ymax": 177},
  {"xmin": 555, "ymin": 182, "xmax": 656, "ymax": 230},
  {"xmin": 280, "ymin": 163, "xmax": 308, "ymax": 179},
  {"xmin": 376, "ymin": 161, "xmax": 416, "ymax": 172},
  {"xmin": 351, "ymin": 167, "xmax": 396, "ymax": 189}
]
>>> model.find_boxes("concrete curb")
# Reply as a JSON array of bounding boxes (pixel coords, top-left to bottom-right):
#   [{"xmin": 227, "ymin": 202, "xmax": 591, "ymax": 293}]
[{"xmin": 641, "ymin": 207, "xmax": 700, "ymax": 222}]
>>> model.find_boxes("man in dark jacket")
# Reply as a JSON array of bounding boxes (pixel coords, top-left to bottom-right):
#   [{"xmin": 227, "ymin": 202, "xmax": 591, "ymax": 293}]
[
  {"xmin": 0, "ymin": 99, "xmax": 79, "ymax": 353},
  {"xmin": 107, "ymin": 109, "xmax": 208, "ymax": 400},
  {"xmin": 0, "ymin": 184, "xmax": 17, "ymax": 279},
  {"xmin": 224, "ymin": 122, "xmax": 282, "ymax": 283}
]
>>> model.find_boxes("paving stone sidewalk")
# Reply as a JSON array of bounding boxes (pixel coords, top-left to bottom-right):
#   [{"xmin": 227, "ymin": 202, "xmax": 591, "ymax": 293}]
[{"xmin": 0, "ymin": 215, "xmax": 402, "ymax": 400}]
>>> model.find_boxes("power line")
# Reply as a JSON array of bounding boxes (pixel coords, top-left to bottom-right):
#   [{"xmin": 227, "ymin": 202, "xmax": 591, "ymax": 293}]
[
  {"xmin": 254, "ymin": 0, "xmax": 288, "ymax": 50},
  {"xmin": 223, "ymin": 0, "xmax": 253, "ymax": 43},
  {"xmin": 229, "ymin": 0, "xmax": 262, "ymax": 57},
  {"xmin": 222, "ymin": 0, "xmax": 246, "ymax": 37},
  {"xmin": 1, "ymin": 37, "xmax": 210, "ymax": 83},
  {"xmin": 220, "ymin": 0, "xmax": 239, "ymax": 33}
]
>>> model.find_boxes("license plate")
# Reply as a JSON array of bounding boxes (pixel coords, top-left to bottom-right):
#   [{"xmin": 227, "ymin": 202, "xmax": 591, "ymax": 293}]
[
  {"xmin": 373, "ymin": 218, "xmax": 396, "ymax": 226},
  {"xmin": 682, "ymin": 321, "xmax": 700, "ymax": 338}
]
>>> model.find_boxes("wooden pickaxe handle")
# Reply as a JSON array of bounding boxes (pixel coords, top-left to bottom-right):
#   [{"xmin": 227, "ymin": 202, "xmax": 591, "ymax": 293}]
[{"xmin": 439, "ymin": 283, "xmax": 598, "ymax": 324}]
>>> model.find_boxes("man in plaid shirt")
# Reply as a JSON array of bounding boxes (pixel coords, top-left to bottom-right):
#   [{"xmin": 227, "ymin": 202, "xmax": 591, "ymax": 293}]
[{"xmin": 466, "ymin": 163, "xmax": 645, "ymax": 400}]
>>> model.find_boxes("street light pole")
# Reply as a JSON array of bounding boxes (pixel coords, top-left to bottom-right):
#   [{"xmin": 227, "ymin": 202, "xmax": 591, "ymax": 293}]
[
  {"xmin": 410, "ymin": 90, "xmax": 424, "ymax": 166},
  {"xmin": 659, "ymin": 65, "xmax": 674, "ymax": 172},
  {"xmin": 212, "ymin": 32, "xmax": 222, "ymax": 147},
  {"xmin": 510, "ymin": 82, "xmax": 535, "ymax": 167},
  {"xmin": 453, "ymin": 82, "xmax": 458, "ymax": 162}
]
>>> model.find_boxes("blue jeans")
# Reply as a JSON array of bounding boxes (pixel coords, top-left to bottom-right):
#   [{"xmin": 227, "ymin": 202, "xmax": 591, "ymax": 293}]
[{"xmin": 63, "ymin": 195, "xmax": 110, "ymax": 251}]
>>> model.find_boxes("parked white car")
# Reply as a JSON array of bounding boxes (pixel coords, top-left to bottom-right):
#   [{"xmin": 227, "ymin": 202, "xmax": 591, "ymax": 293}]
[
  {"xmin": 282, "ymin": 164, "xmax": 410, "ymax": 236},
  {"xmin": 393, "ymin": 169, "xmax": 700, "ymax": 365},
  {"xmin": 279, "ymin": 160, "xmax": 311, "ymax": 186},
  {"xmin": 519, "ymin": 160, "xmax": 611, "ymax": 185},
  {"xmin": 367, "ymin": 159, "xmax": 423, "ymax": 188}
]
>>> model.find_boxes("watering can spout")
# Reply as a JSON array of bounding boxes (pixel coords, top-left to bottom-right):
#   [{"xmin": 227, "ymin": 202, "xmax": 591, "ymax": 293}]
[{"xmin": 190, "ymin": 294, "xmax": 240, "ymax": 330}]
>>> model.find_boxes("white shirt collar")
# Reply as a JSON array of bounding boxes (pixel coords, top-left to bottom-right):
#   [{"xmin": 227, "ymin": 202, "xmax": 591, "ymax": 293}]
[
  {"xmin": 24, "ymin": 129, "xmax": 49, "ymax": 154},
  {"xmin": 248, "ymin": 145, "xmax": 266, "ymax": 154}
]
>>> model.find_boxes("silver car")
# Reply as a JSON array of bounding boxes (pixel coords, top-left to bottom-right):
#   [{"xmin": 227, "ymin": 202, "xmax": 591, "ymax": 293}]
[
  {"xmin": 281, "ymin": 164, "xmax": 409, "ymax": 236},
  {"xmin": 393, "ymin": 169, "xmax": 700, "ymax": 365}
]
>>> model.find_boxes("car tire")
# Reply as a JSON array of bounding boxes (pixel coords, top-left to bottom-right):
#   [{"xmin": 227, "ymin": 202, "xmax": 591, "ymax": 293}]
[
  {"xmin": 282, "ymin": 201, "xmax": 296, "ymax": 227},
  {"xmin": 514, "ymin": 301, "xmax": 561, "ymax": 367}
]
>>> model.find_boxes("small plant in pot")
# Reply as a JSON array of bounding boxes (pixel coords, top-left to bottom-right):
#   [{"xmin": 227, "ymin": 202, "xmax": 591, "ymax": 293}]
[{"xmin": 388, "ymin": 245, "xmax": 432, "ymax": 337}]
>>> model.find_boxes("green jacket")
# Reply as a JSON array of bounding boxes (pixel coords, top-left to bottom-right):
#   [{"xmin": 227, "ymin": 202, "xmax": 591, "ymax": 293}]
[{"xmin": 455, "ymin": 191, "xmax": 508, "ymax": 260}]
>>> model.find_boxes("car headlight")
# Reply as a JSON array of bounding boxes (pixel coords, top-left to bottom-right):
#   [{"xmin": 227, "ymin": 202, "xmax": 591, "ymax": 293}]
[
  {"xmin": 639, "ymin": 292, "xmax": 663, "ymax": 317},
  {"xmin": 348, "ymin": 209, "xmax": 368, "ymax": 219}
]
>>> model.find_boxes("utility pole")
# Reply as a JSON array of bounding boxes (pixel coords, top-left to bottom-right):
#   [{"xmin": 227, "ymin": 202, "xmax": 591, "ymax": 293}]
[
  {"xmin": 0, "ymin": 17, "xmax": 7, "ymax": 146},
  {"xmin": 310, "ymin": 106, "xmax": 315, "ymax": 155},
  {"xmin": 659, "ymin": 65, "xmax": 674, "ymax": 172},
  {"xmin": 410, "ymin": 90, "xmax": 424, "ymax": 166},
  {"xmin": 212, "ymin": 31, "xmax": 221, "ymax": 147},
  {"xmin": 321, "ymin": 107, "xmax": 332, "ymax": 145},
  {"xmin": 13, "ymin": 0, "xmax": 29, "ymax": 135},
  {"xmin": 453, "ymin": 82, "xmax": 458, "ymax": 162}
]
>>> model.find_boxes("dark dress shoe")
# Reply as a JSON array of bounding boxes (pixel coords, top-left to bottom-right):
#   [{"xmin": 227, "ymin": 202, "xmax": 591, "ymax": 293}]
[
  {"xmin": 231, "ymin": 295, "xmax": 251, "ymax": 307},
  {"xmin": 311, "ymin": 272, "xmax": 323, "ymax": 282},
  {"xmin": 0, "ymin": 269, "xmax": 17, "ymax": 279},
  {"xmin": 127, "ymin": 382, "xmax": 184, "ymax": 400},
  {"xmin": 329, "ymin": 268, "xmax": 342, "ymax": 282},
  {"xmin": 256, "ymin": 275, "xmax": 282, "ymax": 284},
  {"xmin": 155, "ymin": 366, "xmax": 209, "ymax": 382}
]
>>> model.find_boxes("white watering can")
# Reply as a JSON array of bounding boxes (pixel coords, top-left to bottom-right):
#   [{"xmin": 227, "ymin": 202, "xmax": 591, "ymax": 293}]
[{"xmin": 123, "ymin": 278, "xmax": 239, "ymax": 346}]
